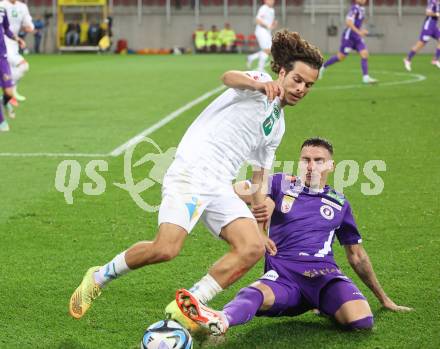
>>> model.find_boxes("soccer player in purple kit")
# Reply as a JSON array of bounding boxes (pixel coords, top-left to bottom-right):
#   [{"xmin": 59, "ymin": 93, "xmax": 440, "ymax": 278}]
[
  {"xmin": 176, "ymin": 138, "xmax": 412, "ymax": 335},
  {"xmin": 0, "ymin": 5, "xmax": 25, "ymax": 132},
  {"xmin": 319, "ymin": 0, "xmax": 378, "ymax": 84},
  {"xmin": 403, "ymin": 0, "xmax": 440, "ymax": 71}
]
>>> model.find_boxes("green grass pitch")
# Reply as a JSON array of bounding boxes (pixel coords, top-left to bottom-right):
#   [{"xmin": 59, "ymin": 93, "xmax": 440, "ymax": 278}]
[{"xmin": 0, "ymin": 53, "xmax": 439, "ymax": 348}]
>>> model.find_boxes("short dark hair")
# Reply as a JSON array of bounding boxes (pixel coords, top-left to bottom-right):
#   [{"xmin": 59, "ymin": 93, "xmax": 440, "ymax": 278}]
[
  {"xmin": 271, "ymin": 30, "xmax": 324, "ymax": 74},
  {"xmin": 301, "ymin": 137, "xmax": 333, "ymax": 155}
]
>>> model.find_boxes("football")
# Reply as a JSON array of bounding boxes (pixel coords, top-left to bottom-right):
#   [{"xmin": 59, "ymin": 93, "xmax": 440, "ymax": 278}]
[{"xmin": 141, "ymin": 319, "xmax": 193, "ymax": 349}]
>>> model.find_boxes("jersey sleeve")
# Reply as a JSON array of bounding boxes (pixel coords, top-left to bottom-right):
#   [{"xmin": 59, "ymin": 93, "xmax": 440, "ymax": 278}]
[
  {"xmin": 22, "ymin": 5, "xmax": 34, "ymax": 30},
  {"xmin": 256, "ymin": 6, "xmax": 266, "ymax": 21},
  {"xmin": 426, "ymin": 0, "xmax": 437, "ymax": 12},
  {"xmin": 335, "ymin": 201, "xmax": 362, "ymax": 245},
  {"xmin": 346, "ymin": 6, "xmax": 358, "ymax": 22},
  {"xmin": 2, "ymin": 11, "xmax": 14, "ymax": 39},
  {"xmin": 232, "ymin": 71, "xmax": 272, "ymax": 102}
]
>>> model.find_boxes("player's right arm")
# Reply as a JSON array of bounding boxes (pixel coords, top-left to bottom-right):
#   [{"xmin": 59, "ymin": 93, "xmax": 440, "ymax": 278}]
[
  {"xmin": 344, "ymin": 244, "xmax": 413, "ymax": 312},
  {"xmin": 345, "ymin": 18, "xmax": 368, "ymax": 37},
  {"xmin": 221, "ymin": 71, "xmax": 284, "ymax": 102}
]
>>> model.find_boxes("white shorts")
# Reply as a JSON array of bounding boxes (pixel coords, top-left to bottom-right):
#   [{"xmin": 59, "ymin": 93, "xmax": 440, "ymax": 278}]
[
  {"xmin": 255, "ymin": 27, "xmax": 272, "ymax": 50},
  {"xmin": 6, "ymin": 38, "xmax": 24, "ymax": 67},
  {"xmin": 158, "ymin": 184, "xmax": 255, "ymax": 237}
]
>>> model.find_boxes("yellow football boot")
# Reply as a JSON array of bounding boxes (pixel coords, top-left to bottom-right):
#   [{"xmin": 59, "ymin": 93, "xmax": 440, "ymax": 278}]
[{"xmin": 69, "ymin": 266, "xmax": 102, "ymax": 319}]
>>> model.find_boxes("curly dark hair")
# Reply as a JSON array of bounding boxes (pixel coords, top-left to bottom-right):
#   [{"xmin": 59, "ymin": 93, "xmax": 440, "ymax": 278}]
[{"xmin": 271, "ymin": 30, "xmax": 324, "ymax": 74}]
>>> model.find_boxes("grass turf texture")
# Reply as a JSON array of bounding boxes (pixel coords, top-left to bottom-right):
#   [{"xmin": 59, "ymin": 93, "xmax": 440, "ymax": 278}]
[{"xmin": 0, "ymin": 54, "xmax": 439, "ymax": 349}]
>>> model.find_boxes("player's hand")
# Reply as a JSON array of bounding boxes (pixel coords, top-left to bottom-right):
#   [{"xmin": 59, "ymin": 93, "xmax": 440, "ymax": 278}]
[
  {"xmin": 381, "ymin": 298, "xmax": 413, "ymax": 312},
  {"xmin": 263, "ymin": 235, "xmax": 277, "ymax": 256},
  {"xmin": 271, "ymin": 20, "xmax": 278, "ymax": 30},
  {"xmin": 251, "ymin": 198, "xmax": 275, "ymax": 223},
  {"xmin": 256, "ymin": 81, "xmax": 285, "ymax": 103},
  {"xmin": 17, "ymin": 38, "xmax": 26, "ymax": 49},
  {"xmin": 360, "ymin": 29, "xmax": 369, "ymax": 37}
]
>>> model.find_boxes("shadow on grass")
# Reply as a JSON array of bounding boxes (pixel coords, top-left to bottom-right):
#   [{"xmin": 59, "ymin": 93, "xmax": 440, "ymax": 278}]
[
  {"xmin": 197, "ymin": 317, "xmax": 374, "ymax": 349},
  {"xmin": 57, "ymin": 339, "xmax": 87, "ymax": 349}
]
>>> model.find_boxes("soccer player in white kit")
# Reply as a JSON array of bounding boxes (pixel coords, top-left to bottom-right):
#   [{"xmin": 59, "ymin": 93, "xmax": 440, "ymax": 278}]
[
  {"xmin": 247, "ymin": 0, "xmax": 277, "ymax": 72},
  {"xmin": 1, "ymin": 0, "xmax": 34, "ymax": 102},
  {"xmin": 69, "ymin": 30, "xmax": 324, "ymax": 321}
]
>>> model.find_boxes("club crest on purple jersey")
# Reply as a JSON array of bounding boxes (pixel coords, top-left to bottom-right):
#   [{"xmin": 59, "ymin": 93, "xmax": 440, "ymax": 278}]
[
  {"xmin": 281, "ymin": 195, "xmax": 295, "ymax": 213},
  {"xmin": 320, "ymin": 205, "xmax": 335, "ymax": 220}
]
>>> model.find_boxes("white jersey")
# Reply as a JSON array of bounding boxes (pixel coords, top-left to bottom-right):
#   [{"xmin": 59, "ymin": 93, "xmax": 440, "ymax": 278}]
[
  {"xmin": 165, "ymin": 71, "xmax": 285, "ymax": 192},
  {"xmin": 1, "ymin": 0, "xmax": 33, "ymax": 36},
  {"xmin": 1, "ymin": 0, "xmax": 33, "ymax": 57},
  {"xmin": 256, "ymin": 4, "xmax": 275, "ymax": 32}
]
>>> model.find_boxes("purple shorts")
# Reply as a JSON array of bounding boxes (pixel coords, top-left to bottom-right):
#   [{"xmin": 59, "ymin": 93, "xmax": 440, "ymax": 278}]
[
  {"xmin": 419, "ymin": 18, "xmax": 440, "ymax": 42},
  {"xmin": 256, "ymin": 256, "xmax": 366, "ymax": 317},
  {"xmin": 0, "ymin": 57, "xmax": 13, "ymax": 89},
  {"xmin": 339, "ymin": 33, "xmax": 366, "ymax": 55}
]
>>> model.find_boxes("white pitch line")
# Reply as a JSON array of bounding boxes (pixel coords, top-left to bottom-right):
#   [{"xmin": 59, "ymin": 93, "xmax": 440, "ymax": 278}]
[
  {"xmin": 0, "ymin": 152, "xmax": 108, "ymax": 157},
  {"xmin": 109, "ymin": 85, "xmax": 226, "ymax": 157},
  {"xmin": 314, "ymin": 71, "xmax": 426, "ymax": 91}
]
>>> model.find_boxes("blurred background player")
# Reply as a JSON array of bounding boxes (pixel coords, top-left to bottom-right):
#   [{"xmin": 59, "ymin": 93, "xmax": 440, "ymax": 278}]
[
  {"xmin": 32, "ymin": 14, "xmax": 44, "ymax": 54},
  {"xmin": 319, "ymin": 0, "xmax": 377, "ymax": 84},
  {"xmin": 247, "ymin": 0, "xmax": 277, "ymax": 72},
  {"xmin": 403, "ymin": 0, "xmax": 440, "ymax": 71},
  {"xmin": 193, "ymin": 23, "xmax": 206, "ymax": 53},
  {"xmin": 2, "ymin": 0, "xmax": 34, "ymax": 102},
  {"xmin": 176, "ymin": 138, "xmax": 412, "ymax": 335},
  {"xmin": 219, "ymin": 22, "xmax": 236, "ymax": 53},
  {"xmin": 0, "ymin": 4, "xmax": 25, "ymax": 132}
]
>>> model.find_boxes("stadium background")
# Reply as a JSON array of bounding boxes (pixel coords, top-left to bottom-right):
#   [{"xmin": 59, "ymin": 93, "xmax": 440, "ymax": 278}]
[{"xmin": 27, "ymin": 0, "xmax": 440, "ymax": 53}]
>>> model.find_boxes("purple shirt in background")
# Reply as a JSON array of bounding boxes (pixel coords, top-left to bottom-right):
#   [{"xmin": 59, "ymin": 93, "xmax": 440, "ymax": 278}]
[
  {"xmin": 0, "ymin": 6, "xmax": 15, "ymax": 58},
  {"xmin": 267, "ymin": 173, "xmax": 362, "ymax": 265},
  {"xmin": 343, "ymin": 4, "xmax": 365, "ymax": 40}
]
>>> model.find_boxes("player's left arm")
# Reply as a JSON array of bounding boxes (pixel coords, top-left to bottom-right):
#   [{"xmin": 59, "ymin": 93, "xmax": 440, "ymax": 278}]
[
  {"xmin": 221, "ymin": 70, "xmax": 284, "ymax": 102},
  {"xmin": 344, "ymin": 244, "xmax": 413, "ymax": 312},
  {"xmin": 250, "ymin": 168, "xmax": 277, "ymax": 255},
  {"xmin": 2, "ymin": 12, "xmax": 25, "ymax": 48}
]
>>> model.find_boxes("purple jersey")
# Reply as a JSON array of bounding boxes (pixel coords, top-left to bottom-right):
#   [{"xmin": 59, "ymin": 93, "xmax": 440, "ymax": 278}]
[
  {"xmin": 419, "ymin": 0, "xmax": 440, "ymax": 41},
  {"xmin": 267, "ymin": 173, "xmax": 362, "ymax": 264},
  {"xmin": 342, "ymin": 4, "xmax": 365, "ymax": 40},
  {"xmin": 0, "ymin": 6, "xmax": 14, "ymax": 58},
  {"xmin": 426, "ymin": 0, "xmax": 439, "ymax": 19}
]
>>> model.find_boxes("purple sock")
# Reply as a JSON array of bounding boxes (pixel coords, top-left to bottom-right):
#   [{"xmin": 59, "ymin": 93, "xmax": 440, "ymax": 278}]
[
  {"xmin": 436, "ymin": 48, "xmax": 440, "ymax": 60},
  {"xmin": 346, "ymin": 316, "xmax": 374, "ymax": 330},
  {"xmin": 361, "ymin": 58, "xmax": 368, "ymax": 76},
  {"xmin": 223, "ymin": 287, "xmax": 264, "ymax": 327},
  {"xmin": 407, "ymin": 50, "xmax": 416, "ymax": 61},
  {"xmin": 324, "ymin": 55, "xmax": 339, "ymax": 68}
]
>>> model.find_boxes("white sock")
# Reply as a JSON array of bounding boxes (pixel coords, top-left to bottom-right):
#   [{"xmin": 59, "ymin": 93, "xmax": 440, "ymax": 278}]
[
  {"xmin": 248, "ymin": 51, "xmax": 260, "ymax": 63},
  {"xmin": 258, "ymin": 52, "xmax": 269, "ymax": 72},
  {"xmin": 94, "ymin": 251, "xmax": 131, "ymax": 287},
  {"xmin": 189, "ymin": 274, "xmax": 223, "ymax": 304}
]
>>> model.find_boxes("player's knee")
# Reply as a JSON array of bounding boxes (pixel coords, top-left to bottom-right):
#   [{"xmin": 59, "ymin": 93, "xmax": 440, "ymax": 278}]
[
  {"xmin": 155, "ymin": 248, "xmax": 180, "ymax": 262},
  {"xmin": 337, "ymin": 53, "xmax": 345, "ymax": 61},
  {"xmin": 346, "ymin": 316, "xmax": 374, "ymax": 331},
  {"xmin": 20, "ymin": 61, "xmax": 30, "ymax": 72},
  {"xmin": 151, "ymin": 242, "xmax": 181, "ymax": 262},
  {"xmin": 239, "ymin": 241, "xmax": 265, "ymax": 265}
]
